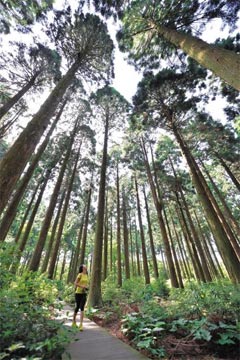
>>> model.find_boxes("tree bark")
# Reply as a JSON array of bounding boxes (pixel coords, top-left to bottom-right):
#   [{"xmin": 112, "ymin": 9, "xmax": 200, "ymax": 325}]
[
  {"xmin": 0, "ymin": 72, "xmax": 40, "ymax": 120},
  {"xmin": 0, "ymin": 100, "xmax": 66, "ymax": 236},
  {"xmin": 41, "ymin": 189, "xmax": 66, "ymax": 273},
  {"xmin": 28, "ymin": 121, "xmax": 77, "ymax": 272},
  {"xmin": 48, "ymin": 145, "xmax": 81, "ymax": 279},
  {"xmin": 143, "ymin": 186, "xmax": 159, "ymax": 279},
  {"xmin": 0, "ymin": 59, "xmax": 81, "ymax": 213},
  {"xmin": 122, "ymin": 188, "xmax": 130, "ymax": 280},
  {"xmin": 214, "ymin": 154, "xmax": 240, "ymax": 192},
  {"xmin": 151, "ymin": 22, "xmax": 240, "ymax": 90},
  {"xmin": 79, "ymin": 188, "xmax": 92, "ymax": 265},
  {"xmin": 135, "ymin": 177, "xmax": 150, "ymax": 285},
  {"xmin": 88, "ymin": 109, "xmax": 109, "ymax": 307},
  {"xmin": 141, "ymin": 138, "xmax": 179, "ymax": 287},
  {"xmin": 116, "ymin": 162, "xmax": 122, "ymax": 287},
  {"xmin": 172, "ymin": 125, "xmax": 240, "ymax": 283}
]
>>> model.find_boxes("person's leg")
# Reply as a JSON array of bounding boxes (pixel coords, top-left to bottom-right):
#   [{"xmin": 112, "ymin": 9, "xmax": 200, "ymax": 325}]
[
  {"xmin": 79, "ymin": 294, "xmax": 87, "ymax": 330},
  {"xmin": 72, "ymin": 294, "xmax": 80, "ymax": 326}
]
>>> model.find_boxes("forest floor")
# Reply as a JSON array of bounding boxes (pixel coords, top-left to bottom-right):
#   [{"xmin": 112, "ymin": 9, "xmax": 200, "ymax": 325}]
[{"xmin": 90, "ymin": 303, "xmax": 240, "ymax": 360}]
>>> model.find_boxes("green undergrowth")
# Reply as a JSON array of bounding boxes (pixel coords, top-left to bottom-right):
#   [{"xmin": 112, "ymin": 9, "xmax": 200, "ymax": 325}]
[
  {"xmin": 88, "ymin": 275, "xmax": 240, "ymax": 359},
  {"xmin": 0, "ymin": 243, "xmax": 74, "ymax": 360}
]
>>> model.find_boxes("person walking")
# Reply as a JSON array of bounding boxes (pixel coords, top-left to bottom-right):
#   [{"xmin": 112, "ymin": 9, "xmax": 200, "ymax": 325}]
[{"xmin": 72, "ymin": 264, "xmax": 89, "ymax": 331}]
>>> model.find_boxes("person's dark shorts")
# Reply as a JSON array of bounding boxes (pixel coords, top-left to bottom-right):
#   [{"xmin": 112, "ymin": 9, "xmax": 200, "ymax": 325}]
[{"xmin": 74, "ymin": 293, "xmax": 87, "ymax": 312}]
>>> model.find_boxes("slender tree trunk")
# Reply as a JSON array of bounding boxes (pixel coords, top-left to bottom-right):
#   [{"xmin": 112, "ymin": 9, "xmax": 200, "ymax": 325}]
[
  {"xmin": 172, "ymin": 125, "xmax": 240, "ymax": 283},
  {"xmin": 135, "ymin": 222, "xmax": 141, "ymax": 277},
  {"xmin": 110, "ymin": 215, "xmax": 113, "ymax": 273},
  {"xmin": 143, "ymin": 186, "xmax": 159, "ymax": 279},
  {"xmin": 103, "ymin": 196, "xmax": 108, "ymax": 281},
  {"xmin": 14, "ymin": 182, "xmax": 40, "ymax": 244},
  {"xmin": 141, "ymin": 138, "xmax": 178, "ymax": 287},
  {"xmin": 41, "ymin": 190, "xmax": 66, "ymax": 273},
  {"xmin": 0, "ymin": 59, "xmax": 81, "ymax": 213},
  {"xmin": 116, "ymin": 163, "xmax": 122, "ymax": 287},
  {"xmin": 202, "ymin": 162, "xmax": 240, "ymax": 239},
  {"xmin": 79, "ymin": 188, "xmax": 92, "ymax": 265},
  {"xmin": 163, "ymin": 207, "xmax": 184, "ymax": 288},
  {"xmin": 48, "ymin": 146, "xmax": 80, "ymax": 279},
  {"xmin": 28, "ymin": 124, "xmax": 76, "ymax": 272},
  {"xmin": 135, "ymin": 177, "xmax": 150, "ymax": 284},
  {"xmin": 214, "ymin": 154, "xmax": 240, "ymax": 192},
  {"xmin": 122, "ymin": 188, "xmax": 130, "ymax": 280},
  {"xmin": 129, "ymin": 216, "xmax": 135, "ymax": 276},
  {"xmin": 60, "ymin": 249, "xmax": 67, "ymax": 281},
  {"xmin": 19, "ymin": 170, "xmax": 51, "ymax": 254},
  {"xmin": 0, "ymin": 72, "xmax": 40, "ymax": 120},
  {"xmin": 88, "ymin": 111, "xmax": 109, "ymax": 307},
  {"xmin": 150, "ymin": 22, "xmax": 240, "ymax": 90}
]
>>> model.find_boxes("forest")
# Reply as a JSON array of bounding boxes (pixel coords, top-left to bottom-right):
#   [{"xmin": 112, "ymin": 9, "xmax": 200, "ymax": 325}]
[{"xmin": 0, "ymin": 0, "xmax": 240, "ymax": 359}]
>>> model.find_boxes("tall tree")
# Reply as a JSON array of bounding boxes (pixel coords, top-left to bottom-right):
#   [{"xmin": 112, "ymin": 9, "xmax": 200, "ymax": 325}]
[
  {"xmin": 0, "ymin": 12, "xmax": 113, "ymax": 213},
  {"xmin": 117, "ymin": 0, "xmax": 240, "ymax": 90},
  {"xmin": 88, "ymin": 86, "xmax": 129, "ymax": 307}
]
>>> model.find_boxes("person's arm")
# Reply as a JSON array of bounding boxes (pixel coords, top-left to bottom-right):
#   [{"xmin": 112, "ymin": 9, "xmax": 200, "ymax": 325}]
[{"xmin": 74, "ymin": 274, "xmax": 81, "ymax": 288}]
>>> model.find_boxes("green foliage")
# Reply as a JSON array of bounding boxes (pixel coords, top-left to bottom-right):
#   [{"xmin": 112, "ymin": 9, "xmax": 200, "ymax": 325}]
[
  {"xmin": 0, "ymin": 244, "xmax": 73, "ymax": 359},
  {"xmin": 121, "ymin": 312, "xmax": 166, "ymax": 357},
  {"xmin": 169, "ymin": 280, "xmax": 240, "ymax": 319}
]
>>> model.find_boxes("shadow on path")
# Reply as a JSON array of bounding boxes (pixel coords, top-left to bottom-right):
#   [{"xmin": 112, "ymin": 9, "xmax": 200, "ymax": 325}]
[{"xmin": 59, "ymin": 304, "xmax": 150, "ymax": 360}]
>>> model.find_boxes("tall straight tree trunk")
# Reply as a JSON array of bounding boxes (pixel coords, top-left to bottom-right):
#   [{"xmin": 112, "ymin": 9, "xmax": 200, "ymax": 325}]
[
  {"xmin": 116, "ymin": 162, "xmax": 122, "ymax": 287},
  {"xmin": 79, "ymin": 187, "xmax": 92, "ymax": 265},
  {"xmin": 150, "ymin": 22, "xmax": 240, "ymax": 90},
  {"xmin": 135, "ymin": 222, "xmax": 141, "ymax": 276},
  {"xmin": 214, "ymin": 154, "xmax": 240, "ymax": 192},
  {"xmin": 0, "ymin": 72, "xmax": 40, "ymax": 120},
  {"xmin": 172, "ymin": 125, "xmax": 240, "ymax": 283},
  {"xmin": 202, "ymin": 162, "xmax": 240, "ymax": 239},
  {"xmin": 60, "ymin": 249, "xmax": 67, "ymax": 281},
  {"xmin": 14, "ymin": 182, "xmax": 40, "ymax": 244},
  {"xmin": 163, "ymin": 207, "xmax": 184, "ymax": 288},
  {"xmin": 176, "ymin": 205, "xmax": 200, "ymax": 281},
  {"xmin": 109, "ymin": 215, "xmax": 113, "ymax": 273},
  {"xmin": 41, "ymin": 190, "xmax": 66, "ymax": 273},
  {"xmin": 193, "ymin": 210, "xmax": 220, "ymax": 279},
  {"xmin": 67, "ymin": 249, "xmax": 76, "ymax": 284},
  {"xmin": 28, "ymin": 122, "xmax": 77, "ymax": 272},
  {"xmin": 179, "ymin": 187, "xmax": 212, "ymax": 282},
  {"xmin": 129, "ymin": 216, "xmax": 135, "ymax": 276},
  {"xmin": 143, "ymin": 186, "xmax": 159, "ymax": 279},
  {"xmin": 88, "ymin": 111, "xmax": 109, "ymax": 307},
  {"xmin": 0, "ymin": 101, "xmax": 66, "ymax": 237},
  {"xmin": 103, "ymin": 196, "xmax": 108, "ymax": 281},
  {"xmin": 141, "ymin": 138, "xmax": 178, "ymax": 287},
  {"xmin": 48, "ymin": 146, "xmax": 80, "ymax": 279},
  {"xmin": 0, "ymin": 59, "xmax": 81, "ymax": 213},
  {"xmin": 122, "ymin": 188, "xmax": 130, "ymax": 280},
  {"xmin": 18, "ymin": 170, "xmax": 51, "ymax": 254},
  {"xmin": 135, "ymin": 177, "xmax": 150, "ymax": 284}
]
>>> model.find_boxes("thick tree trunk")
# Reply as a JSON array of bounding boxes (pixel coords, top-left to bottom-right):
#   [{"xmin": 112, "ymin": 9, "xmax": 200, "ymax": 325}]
[
  {"xmin": 88, "ymin": 112, "xmax": 109, "ymax": 307},
  {"xmin": 122, "ymin": 188, "xmax": 130, "ymax": 280},
  {"xmin": 151, "ymin": 23, "xmax": 240, "ymax": 90},
  {"xmin": 173, "ymin": 126, "xmax": 240, "ymax": 283},
  {"xmin": 48, "ymin": 146, "xmax": 80, "ymax": 279},
  {"xmin": 135, "ymin": 177, "xmax": 150, "ymax": 285},
  {"xmin": 0, "ymin": 101, "xmax": 66, "ymax": 236},
  {"xmin": 0, "ymin": 59, "xmax": 81, "ymax": 213},
  {"xmin": 0, "ymin": 72, "xmax": 40, "ymax": 120},
  {"xmin": 143, "ymin": 186, "xmax": 159, "ymax": 279}
]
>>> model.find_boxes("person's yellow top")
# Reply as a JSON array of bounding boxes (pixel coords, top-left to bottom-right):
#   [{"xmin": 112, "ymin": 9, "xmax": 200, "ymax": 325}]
[{"xmin": 75, "ymin": 273, "xmax": 89, "ymax": 294}]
